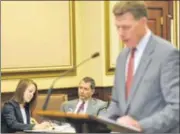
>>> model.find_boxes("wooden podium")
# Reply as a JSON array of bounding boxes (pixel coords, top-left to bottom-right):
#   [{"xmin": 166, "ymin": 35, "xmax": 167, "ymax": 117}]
[{"xmin": 34, "ymin": 110, "xmax": 140, "ymax": 133}]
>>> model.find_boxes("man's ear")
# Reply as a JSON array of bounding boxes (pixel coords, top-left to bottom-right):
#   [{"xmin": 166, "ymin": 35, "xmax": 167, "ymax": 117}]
[
  {"xmin": 140, "ymin": 17, "xmax": 147, "ymax": 25},
  {"xmin": 91, "ymin": 89, "xmax": 95, "ymax": 95}
]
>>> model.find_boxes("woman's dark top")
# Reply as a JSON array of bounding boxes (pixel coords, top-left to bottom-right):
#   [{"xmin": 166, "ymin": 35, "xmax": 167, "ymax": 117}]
[{"xmin": 1, "ymin": 100, "xmax": 35, "ymax": 133}]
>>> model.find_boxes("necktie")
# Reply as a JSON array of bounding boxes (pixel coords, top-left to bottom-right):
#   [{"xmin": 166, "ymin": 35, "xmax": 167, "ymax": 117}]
[
  {"xmin": 126, "ymin": 48, "xmax": 136, "ymax": 100},
  {"xmin": 76, "ymin": 101, "xmax": 85, "ymax": 113}
]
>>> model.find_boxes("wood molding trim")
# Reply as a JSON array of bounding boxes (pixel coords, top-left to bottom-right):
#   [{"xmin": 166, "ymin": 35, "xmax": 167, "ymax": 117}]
[{"xmin": 1, "ymin": 86, "xmax": 112, "ymax": 106}]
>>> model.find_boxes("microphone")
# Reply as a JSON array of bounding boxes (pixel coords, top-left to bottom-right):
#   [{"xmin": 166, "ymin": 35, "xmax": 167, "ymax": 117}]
[
  {"xmin": 91, "ymin": 52, "xmax": 99, "ymax": 58},
  {"xmin": 42, "ymin": 52, "xmax": 100, "ymax": 110}
]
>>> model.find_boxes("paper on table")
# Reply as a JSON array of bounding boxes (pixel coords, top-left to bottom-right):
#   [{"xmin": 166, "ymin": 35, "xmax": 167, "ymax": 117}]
[{"xmin": 24, "ymin": 123, "xmax": 76, "ymax": 133}]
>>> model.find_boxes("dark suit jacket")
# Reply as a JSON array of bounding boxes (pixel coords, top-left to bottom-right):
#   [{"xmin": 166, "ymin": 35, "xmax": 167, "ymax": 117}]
[{"xmin": 1, "ymin": 100, "xmax": 34, "ymax": 133}]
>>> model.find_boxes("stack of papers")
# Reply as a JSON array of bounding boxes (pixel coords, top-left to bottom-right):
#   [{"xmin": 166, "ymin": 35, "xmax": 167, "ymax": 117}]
[{"xmin": 24, "ymin": 123, "xmax": 76, "ymax": 133}]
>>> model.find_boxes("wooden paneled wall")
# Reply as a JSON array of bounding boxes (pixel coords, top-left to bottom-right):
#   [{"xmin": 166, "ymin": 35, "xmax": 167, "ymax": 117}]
[{"xmin": 1, "ymin": 87, "xmax": 112, "ymax": 108}]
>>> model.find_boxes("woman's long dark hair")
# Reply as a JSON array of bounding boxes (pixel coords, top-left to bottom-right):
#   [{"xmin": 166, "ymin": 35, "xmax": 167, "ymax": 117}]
[{"xmin": 11, "ymin": 79, "xmax": 38, "ymax": 114}]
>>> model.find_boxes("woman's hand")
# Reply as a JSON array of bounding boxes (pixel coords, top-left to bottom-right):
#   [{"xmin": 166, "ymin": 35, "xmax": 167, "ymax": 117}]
[{"xmin": 33, "ymin": 121, "xmax": 51, "ymax": 130}]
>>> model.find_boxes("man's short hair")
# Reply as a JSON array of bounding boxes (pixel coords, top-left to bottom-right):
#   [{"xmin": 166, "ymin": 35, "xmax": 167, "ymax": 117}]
[
  {"xmin": 113, "ymin": 1, "xmax": 148, "ymax": 20},
  {"xmin": 81, "ymin": 77, "xmax": 95, "ymax": 90}
]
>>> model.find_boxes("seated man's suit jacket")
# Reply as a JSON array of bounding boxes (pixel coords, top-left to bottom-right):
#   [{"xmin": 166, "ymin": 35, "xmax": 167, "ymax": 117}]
[
  {"xmin": 61, "ymin": 98, "xmax": 107, "ymax": 115},
  {"xmin": 60, "ymin": 98, "xmax": 108, "ymax": 132}
]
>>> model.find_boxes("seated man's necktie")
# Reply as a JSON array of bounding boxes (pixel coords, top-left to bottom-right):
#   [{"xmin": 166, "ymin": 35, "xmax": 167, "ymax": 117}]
[{"xmin": 77, "ymin": 101, "xmax": 85, "ymax": 113}]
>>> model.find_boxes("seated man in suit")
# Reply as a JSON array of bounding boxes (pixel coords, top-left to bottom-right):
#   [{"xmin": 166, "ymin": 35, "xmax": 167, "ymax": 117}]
[
  {"xmin": 61, "ymin": 77, "xmax": 107, "ymax": 115},
  {"xmin": 60, "ymin": 77, "xmax": 108, "ymax": 133}
]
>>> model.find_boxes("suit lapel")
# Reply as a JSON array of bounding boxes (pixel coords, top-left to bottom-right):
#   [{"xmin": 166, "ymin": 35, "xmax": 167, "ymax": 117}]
[
  {"xmin": 13, "ymin": 102, "xmax": 24, "ymax": 123},
  {"xmin": 25, "ymin": 105, "xmax": 30, "ymax": 124},
  {"xmin": 71, "ymin": 100, "xmax": 78, "ymax": 112},
  {"xmin": 86, "ymin": 99, "xmax": 94, "ymax": 115},
  {"xmin": 65, "ymin": 99, "xmax": 78, "ymax": 112},
  {"xmin": 125, "ymin": 35, "xmax": 156, "ymax": 112}
]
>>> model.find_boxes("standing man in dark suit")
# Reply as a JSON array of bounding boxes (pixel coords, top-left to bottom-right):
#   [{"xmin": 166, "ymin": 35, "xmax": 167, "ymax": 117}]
[{"xmin": 101, "ymin": 1, "xmax": 179, "ymax": 133}]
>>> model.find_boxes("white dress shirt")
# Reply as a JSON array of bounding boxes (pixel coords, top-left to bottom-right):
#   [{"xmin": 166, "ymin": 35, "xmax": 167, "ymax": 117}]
[
  {"xmin": 74, "ymin": 99, "xmax": 89, "ymax": 114},
  {"xmin": 20, "ymin": 107, "xmax": 27, "ymax": 124},
  {"xmin": 125, "ymin": 30, "xmax": 151, "ymax": 80}
]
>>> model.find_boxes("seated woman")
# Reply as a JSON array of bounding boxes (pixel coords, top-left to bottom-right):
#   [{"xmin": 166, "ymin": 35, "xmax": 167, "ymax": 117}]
[{"xmin": 1, "ymin": 79, "xmax": 51, "ymax": 133}]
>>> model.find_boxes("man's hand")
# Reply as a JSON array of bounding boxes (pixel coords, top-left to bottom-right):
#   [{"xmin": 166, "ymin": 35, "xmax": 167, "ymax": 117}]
[{"xmin": 116, "ymin": 115, "xmax": 142, "ymax": 132}]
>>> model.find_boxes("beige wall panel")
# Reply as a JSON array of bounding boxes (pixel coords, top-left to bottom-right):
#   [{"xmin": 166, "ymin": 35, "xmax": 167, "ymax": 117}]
[
  {"xmin": 76, "ymin": 1, "xmax": 104, "ymax": 86},
  {"xmin": 2, "ymin": 1, "xmax": 178, "ymax": 93},
  {"xmin": 107, "ymin": 1, "xmax": 124, "ymax": 68},
  {"xmin": 1, "ymin": 1, "xmax": 79, "ymax": 92},
  {"xmin": 1, "ymin": 1, "xmax": 71, "ymax": 72},
  {"xmin": 171, "ymin": 1, "xmax": 180, "ymax": 49},
  {"xmin": 177, "ymin": 1, "xmax": 179, "ymax": 49}
]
